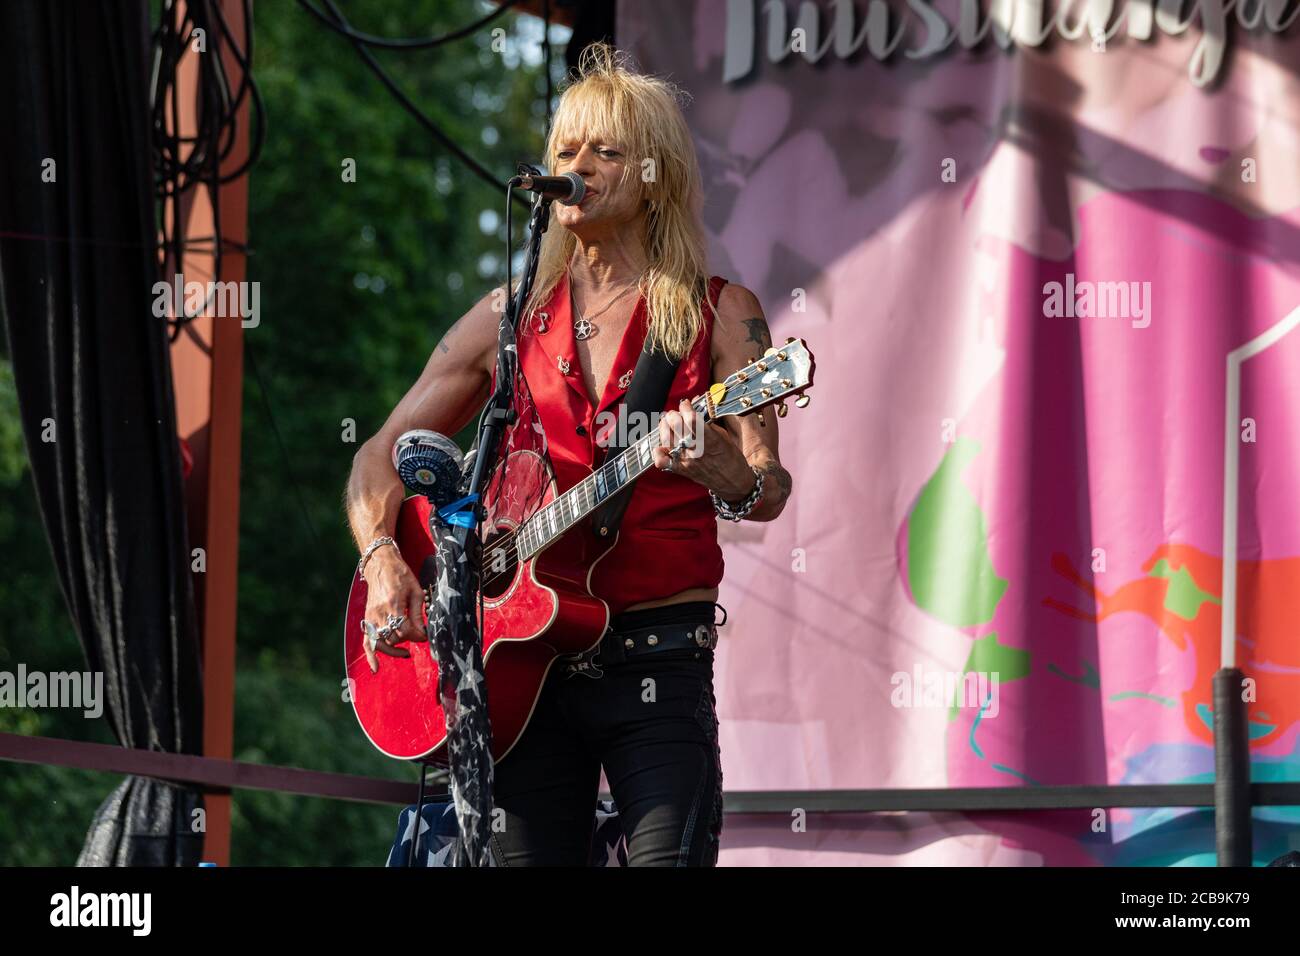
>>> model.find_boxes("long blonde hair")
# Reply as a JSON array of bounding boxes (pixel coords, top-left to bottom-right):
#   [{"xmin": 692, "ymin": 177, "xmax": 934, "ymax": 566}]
[{"xmin": 524, "ymin": 42, "xmax": 712, "ymax": 360}]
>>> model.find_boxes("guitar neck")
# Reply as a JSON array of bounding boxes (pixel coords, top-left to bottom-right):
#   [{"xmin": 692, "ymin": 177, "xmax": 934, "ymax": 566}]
[{"xmin": 515, "ymin": 395, "xmax": 710, "ymax": 559}]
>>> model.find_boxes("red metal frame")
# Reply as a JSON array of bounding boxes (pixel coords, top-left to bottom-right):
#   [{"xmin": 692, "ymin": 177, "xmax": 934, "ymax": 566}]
[{"xmin": 166, "ymin": 0, "xmax": 251, "ymax": 866}]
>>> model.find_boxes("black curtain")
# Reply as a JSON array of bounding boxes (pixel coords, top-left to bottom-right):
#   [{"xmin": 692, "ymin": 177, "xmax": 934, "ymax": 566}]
[{"xmin": 0, "ymin": 1, "xmax": 205, "ymax": 865}]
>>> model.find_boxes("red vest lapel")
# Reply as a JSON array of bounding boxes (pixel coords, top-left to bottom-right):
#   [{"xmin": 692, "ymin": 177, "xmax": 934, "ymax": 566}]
[{"xmin": 535, "ymin": 271, "xmax": 648, "ymax": 420}]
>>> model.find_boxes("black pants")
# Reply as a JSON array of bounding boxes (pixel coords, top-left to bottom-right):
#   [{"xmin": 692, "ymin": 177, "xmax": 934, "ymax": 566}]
[{"xmin": 489, "ymin": 601, "xmax": 724, "ymax": 867}]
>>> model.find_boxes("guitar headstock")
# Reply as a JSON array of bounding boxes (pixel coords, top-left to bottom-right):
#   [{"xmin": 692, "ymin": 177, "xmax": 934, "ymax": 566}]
[{"xmin": 707, "ymin": 337, "xmax": 815, "ymax": 422}]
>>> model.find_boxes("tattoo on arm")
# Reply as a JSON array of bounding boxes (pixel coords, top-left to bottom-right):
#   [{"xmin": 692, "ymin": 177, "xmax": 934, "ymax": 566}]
[
  {"xmin": 760, "ymin": 457, "xmax": 792, "ymax": 504},
  {"xmin": 438, "ymin": 303, "xmax": 483, "ymax": 355},
  {"xmin": 742, "ymin": 317, "xmax": 772, "ymax": 352}
]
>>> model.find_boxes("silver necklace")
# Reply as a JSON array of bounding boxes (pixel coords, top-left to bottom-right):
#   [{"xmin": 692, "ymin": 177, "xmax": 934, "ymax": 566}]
[{"xmin": 571, "ymin": 274, "xmax": 641, "ymax": 341}]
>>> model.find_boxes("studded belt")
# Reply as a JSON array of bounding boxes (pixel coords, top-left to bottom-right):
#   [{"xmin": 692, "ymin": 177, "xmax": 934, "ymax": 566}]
[{"xmin": 560, "ymin": 619, "xmax": 719, "ymax": 678}]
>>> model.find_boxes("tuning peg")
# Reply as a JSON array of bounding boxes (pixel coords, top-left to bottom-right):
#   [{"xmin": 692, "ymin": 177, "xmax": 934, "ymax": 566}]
[
  {"xmin": 795, "ymin": 394, "xmax": 810, "ymax": 409},
  {"xmin": 775, "ymin": 402, "xmax": 789, "ymax": 419},
  {"xmin": 785, "ymin": 336, "xmax": 796, "ymax": 344},
  {"xmin": 757, "ymin": 411, "xmax": 766, "ymax": 427}
]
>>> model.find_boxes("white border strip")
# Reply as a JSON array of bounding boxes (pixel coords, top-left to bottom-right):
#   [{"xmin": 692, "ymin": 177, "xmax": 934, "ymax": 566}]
[{"xmin": 1221, "ymin": 305, "xmax": 1300, "ymax": 667}]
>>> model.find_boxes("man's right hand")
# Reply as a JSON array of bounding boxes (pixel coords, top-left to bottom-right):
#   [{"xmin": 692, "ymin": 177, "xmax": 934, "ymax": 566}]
[
  {"xmin": 346, "ymin": 287, "xmax": 499, "ymax": 674},
  {"xmin": 361, "ymin": 548, "xmax": 427, "ymax": 673}
]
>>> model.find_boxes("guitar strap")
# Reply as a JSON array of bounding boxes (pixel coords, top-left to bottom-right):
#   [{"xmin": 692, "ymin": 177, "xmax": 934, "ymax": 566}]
[{"xmin": 590, "ymin": 276, "xmax": 725, "ymax": 540}]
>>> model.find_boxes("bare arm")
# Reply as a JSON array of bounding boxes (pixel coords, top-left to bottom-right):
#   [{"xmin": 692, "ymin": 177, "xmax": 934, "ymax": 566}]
[
  {"xmin": 346, "ymin": 289, "xmax": 502, "ymax": 663},
  {"xmin": 708, "ymin": 283, "xmax": 793, "ymax": 521},
  {"xmin": 652, "ymin": 283, "xmax": 793, "ymax": 522},
  {"xmin": 346, "ymin": 288, "xmax": 502, "ymax": 552}
]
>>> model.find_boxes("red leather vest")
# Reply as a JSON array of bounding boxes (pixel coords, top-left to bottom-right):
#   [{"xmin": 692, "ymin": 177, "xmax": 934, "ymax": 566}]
[{"xmin": 510, "ymin": 271, "xmax": 727, "ymax": 615}]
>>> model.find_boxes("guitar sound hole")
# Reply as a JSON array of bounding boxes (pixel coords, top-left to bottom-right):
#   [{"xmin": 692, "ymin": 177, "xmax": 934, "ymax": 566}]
[{"xmin": 480, "ymin": 529, "xmax": 519, "ymax": 599}]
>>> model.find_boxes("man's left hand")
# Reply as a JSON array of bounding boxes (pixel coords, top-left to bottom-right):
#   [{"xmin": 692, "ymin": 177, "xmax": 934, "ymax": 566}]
[{"xmin": 651, "ymin": 399, "xmax": 755, "ymax": 500}]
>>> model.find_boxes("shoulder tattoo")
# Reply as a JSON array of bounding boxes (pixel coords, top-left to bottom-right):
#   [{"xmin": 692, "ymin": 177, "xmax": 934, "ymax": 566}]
[{"xmin": 742, "ymin": 316, "xmax": 772, "ymax": 352}]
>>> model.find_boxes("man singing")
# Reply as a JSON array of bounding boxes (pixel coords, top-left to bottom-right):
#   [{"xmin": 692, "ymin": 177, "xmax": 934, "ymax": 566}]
[{"xmin": 345, "ymin": 43, "xmax": 792, "ymax": 866}]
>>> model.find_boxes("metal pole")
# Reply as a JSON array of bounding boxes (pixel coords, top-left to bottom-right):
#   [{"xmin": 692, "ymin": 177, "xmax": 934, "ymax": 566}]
[
  {"xmin": 168, "ymin": 0, "xmax": 252, "ymax": 867},
  {"xmin": 1213, "ymin": 668, "xmax": 1252, "ymax": 865}
]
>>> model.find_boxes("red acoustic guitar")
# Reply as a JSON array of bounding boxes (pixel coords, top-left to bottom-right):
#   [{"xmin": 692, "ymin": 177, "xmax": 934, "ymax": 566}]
[{"xmin": 344, "ymin": 338, "xmax": 815, "ymax": 762}]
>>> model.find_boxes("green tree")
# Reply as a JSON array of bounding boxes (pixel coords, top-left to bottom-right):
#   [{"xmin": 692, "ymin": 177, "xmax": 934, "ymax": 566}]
[
  {"xmin": 0, "ymin": 0, "xmax": 566, "ymax": 865},
  {"xmin": 238, "ymin": 0, "xmax": 564, "ymax": 865}
]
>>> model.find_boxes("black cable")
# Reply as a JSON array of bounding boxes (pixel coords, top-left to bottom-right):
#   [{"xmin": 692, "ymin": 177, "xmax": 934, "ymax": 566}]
[
  {"xmin": 297, "ymin": 0, "xmax": 521, "ymax": 50},
  {"xmin": 151, "ymin": 0, "xmax": 266, "ymax": 341},
  {"xmin": 209, "ymin": 0, "xmax": 268, "ymax": 184},
  {"xmin": 245, "ymin": 340, "xmax": 328, "ymax": 563},
  {"xmin": 306, "ymin": 0, "xmax": 530, "ymax": 210},
  {"xmin": 184, "ymin": 235, "xmax": 253, "ymax": 254},
  {"xmin": 543, "ymin": 0, "xmax": 553, "ymax": 135},
  {"xmin": 471, "ymin": 175, "xmax": 535, "ymax": 642}
]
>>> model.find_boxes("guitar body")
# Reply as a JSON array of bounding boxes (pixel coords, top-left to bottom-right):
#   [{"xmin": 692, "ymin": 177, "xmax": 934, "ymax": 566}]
[
  {"xmin": 343, "ymin": 337, "xmax": 815, "ymax": 764},
  {"xmin": 343, "ymin": 451, "xmax": 614, "ymax": 764}
]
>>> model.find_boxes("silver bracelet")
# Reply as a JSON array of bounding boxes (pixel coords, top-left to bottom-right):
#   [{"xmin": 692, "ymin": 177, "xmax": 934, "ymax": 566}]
[
  {"xmin": 710, "ymin": 466, "xmax": 765, "ymax": 522},
  {"xmin": 357, "ymin": 535, "xmax": 398, "ymax": 581}
]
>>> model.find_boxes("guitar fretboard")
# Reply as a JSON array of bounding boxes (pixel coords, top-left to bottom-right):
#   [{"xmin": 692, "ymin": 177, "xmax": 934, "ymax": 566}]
[{"xmin": 513, "ymin": 395, "xmax": 710, "ymax": 559}]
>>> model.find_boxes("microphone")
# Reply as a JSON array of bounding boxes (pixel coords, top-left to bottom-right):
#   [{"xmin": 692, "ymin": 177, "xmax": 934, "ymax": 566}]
[
  {"xmin": 514, "ymin": 170, "xmax": 585, "ymax": 206},
  {"xmin": 392, "ymin": 430, "xmax": 465, "ymax": 510}
]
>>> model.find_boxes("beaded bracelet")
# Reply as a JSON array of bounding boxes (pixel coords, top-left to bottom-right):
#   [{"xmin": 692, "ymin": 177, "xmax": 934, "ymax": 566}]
[{"xmin": 710, "ymin": 466, "xmax": 765, "ymax": 522}]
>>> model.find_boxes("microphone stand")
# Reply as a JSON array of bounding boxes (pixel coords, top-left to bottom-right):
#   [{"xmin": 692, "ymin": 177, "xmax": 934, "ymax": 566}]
[
  {"xmin": 457, "ymin": 170, "xmax": 552, "ymax": 550},
  {"xmin": 414, "ymin": 168, "xmax": 551, "ymax": 867}
]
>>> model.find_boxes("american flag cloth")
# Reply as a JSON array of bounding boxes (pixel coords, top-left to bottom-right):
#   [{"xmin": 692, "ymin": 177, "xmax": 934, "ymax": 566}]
[
  {"xmin": 386, "ymin": 799, "xmax": 628, "ymax": 868},
  {"xmin": 424, "ymin": 298, "xmax": 558, "ymax": 867},
  {"xmin": 426, "ymin": 511, "xmax": 495, "ymax": 867}
]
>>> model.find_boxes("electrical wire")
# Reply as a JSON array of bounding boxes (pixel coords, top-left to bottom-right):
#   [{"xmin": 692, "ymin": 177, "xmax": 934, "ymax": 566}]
[
  {"xmin": 151, "ymin": 0, "xmax": 266, "ymax": 342},
  {"xmin": 252, "ymin": 2, "xmax": 557, "ymax": 629},
  {"xmin": 246, "ymin": 339, "xmax": 328, "ymax": 563},
  {"xmin": 543, "ymin": 0, "xmax": 553, "ymax": 135},
  {"xmin": 304, "ymin": 0, "xmax": 531, "ymax": 210},
  {"xmin": 297, "ymin": 0, "xmax": 521, "ymax": 49}
]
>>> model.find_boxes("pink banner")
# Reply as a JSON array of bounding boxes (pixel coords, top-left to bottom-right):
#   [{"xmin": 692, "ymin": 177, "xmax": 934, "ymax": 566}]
[{"xmin": 622, "ymin": 0, "xmax": 1300, "ymax": 865}]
